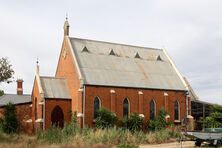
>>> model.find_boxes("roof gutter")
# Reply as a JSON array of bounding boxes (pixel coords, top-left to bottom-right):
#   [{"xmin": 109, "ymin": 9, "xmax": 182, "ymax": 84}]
[{"xmin": 83, "ymin": 85, "xmax": 85, "ymax": 128}]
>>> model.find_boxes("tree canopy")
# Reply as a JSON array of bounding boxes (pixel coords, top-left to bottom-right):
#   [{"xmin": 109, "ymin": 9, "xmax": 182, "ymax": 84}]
[
  {"xmin": 204, "ymin": 104, "xmax": 222, "ymax": 128},
  {"xmin": 0, "ymin": 57, "xmax": 14, "ymax": 83}
]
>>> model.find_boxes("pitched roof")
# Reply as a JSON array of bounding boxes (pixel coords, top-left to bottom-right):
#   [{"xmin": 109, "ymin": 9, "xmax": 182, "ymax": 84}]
[
  {"xmin": 69, "ymin": 37, "xmax": 187, "ymax": 91},
  {"xmin": 40, "ymin": 76, "xmax": 71, "ymax": 99},
  {"xmin": 0, "ymin": 94, "xmax": 31, "ymax": 107},
  {"xmin": 184, "ymin": 77, "xmax": 199, "ymax": 100}
]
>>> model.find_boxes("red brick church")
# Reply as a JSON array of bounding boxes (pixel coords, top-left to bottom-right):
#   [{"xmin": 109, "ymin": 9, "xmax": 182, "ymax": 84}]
[
  {"xmin": 30, "ymin": 19, "xmax": 192, "ymax": 132},
  {"xmin": 1, "ymin": 19, "xmax": 193, "ymax": 133}
]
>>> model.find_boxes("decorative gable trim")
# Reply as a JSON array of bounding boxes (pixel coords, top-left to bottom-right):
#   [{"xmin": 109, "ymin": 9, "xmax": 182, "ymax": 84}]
[
  {"xmin": 162, "ymin": 48, "xmax": 188, "ymax": 90},
  {"xmin": 109, "ymin": 49, "xmax": 115, "ymax": 56},
  {"xmin": 82, "ymin": 46, "xmax": 89, "ymax": 53},
  {"xmin": 157, "ymin": 55, "xmax": 162, "ymax": 61},
  {"xmin": 67, "ymin": 37, "xmax": 84, "ymax": 86},
  {"xmin": 134, "ymin": 52, "xmax": 141, "ymax": 59}
]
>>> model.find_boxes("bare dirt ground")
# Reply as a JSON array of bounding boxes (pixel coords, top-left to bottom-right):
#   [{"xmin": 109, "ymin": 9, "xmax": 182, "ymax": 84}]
[{"xmin": 140, "ymin": 141, "xmax": 196, "ymax": 148}]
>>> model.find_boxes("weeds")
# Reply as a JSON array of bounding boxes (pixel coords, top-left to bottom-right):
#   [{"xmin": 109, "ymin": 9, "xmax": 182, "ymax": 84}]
[
  {"xmin": 44, "ymin": 124, "xmax": 62, "ymax": 144},
  {"xmin": 0, "ymin": 126, "xmax": 179, "ymax": 147},
  {"xmin": 0, "ymin": 111, "xmax": 181, "ymax": 147}
]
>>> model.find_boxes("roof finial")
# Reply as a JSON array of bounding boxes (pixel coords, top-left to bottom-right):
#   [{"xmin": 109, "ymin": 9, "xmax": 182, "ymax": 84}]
[
  {"xmin": 36, "ymin": 57, "xmax": 39, "ymax": 65},
  {"xmin": 64, "ymin": 13, "xmax": 70, "ymax": 36},
  {"xmin": 36, "ymin": 57, "xmax": 39, "ymax": 75},
  {"xmin": 66, "ymin": 13, "xmax": 68, "ymax": 21}
]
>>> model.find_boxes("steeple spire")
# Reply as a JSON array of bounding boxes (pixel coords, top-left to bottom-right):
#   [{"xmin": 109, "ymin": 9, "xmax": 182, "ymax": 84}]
[{"xmin": 64, "ymin": 14, "xmax": 69, "ymax": 36}]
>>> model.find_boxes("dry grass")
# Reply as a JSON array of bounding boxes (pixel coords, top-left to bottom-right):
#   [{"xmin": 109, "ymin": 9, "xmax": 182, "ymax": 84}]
[{"xmin": 0, "ymin": 126, "xmax": 181, "ymax": 148}]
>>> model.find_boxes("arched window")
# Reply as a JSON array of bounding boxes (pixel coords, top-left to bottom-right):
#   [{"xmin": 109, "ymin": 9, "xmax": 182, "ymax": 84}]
[
  {"xmin": 150, "ymin": 99, "xmax": 155, "ymax": 120},
  {"xmin": 35, "ymin": 97, "xmax": 37, "ymax": 120},
  {"xmin": 174, "ymin": 101, "xmax": 180, "ymax": 120},
  {"xmin": 93, "ymin": 97, "xmax": 100, "ymax": 119},
  {"xmin": 123, "ymin": 98, "xmax": 130, "ymax": 118}
]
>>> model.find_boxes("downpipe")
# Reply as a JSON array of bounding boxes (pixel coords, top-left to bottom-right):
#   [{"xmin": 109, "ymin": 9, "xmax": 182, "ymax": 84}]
[
  {"xmin": 43, "ymin": 98, "xmax": 45, "ymax": 131},
  {"xmin": 83, "ymin": 85, "xmax": 85, "ymax": 128}
]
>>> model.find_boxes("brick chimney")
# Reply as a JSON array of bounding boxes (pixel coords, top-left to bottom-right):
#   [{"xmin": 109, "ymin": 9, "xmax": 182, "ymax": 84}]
[{"xmin": 16, "ymin": 79, "xmax": 23, "ymax": 95}]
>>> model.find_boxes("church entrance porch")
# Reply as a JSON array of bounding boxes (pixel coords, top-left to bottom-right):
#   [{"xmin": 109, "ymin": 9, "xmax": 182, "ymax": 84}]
[
  {"xmin": 51, "ymin": 105, "xmax": 64, "ymax": 128},
  {"xmin": 44, "ymin": 99, "xmax": 71, "ymax": 130}
]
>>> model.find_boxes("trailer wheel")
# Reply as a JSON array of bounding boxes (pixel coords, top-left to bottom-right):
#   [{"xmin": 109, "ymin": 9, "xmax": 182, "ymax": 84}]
[
  {"xmin": 216, "ymin": 140, "xmax": 222, "ymax": 147},
  {"xmin": 195, "ymin": 140, "xmax": 202, "ymax": 146}
]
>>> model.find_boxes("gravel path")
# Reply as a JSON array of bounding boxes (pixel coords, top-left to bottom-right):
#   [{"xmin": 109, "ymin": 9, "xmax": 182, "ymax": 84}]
[{"xmin": 140, "ymin": 141, "xmax": 196, "ymax": 148}]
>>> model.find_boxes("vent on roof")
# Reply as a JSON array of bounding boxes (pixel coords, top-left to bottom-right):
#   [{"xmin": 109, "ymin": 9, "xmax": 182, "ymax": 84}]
[
  {"xmin": 157, "ymin": 55, "xmax": 162, "ymax": 61},
  {"xmin": 134, "ymin": 52, "xmax": 141, "ymax": 59},
  {"xmin": 82, "ymin": 46, "xmax": 89, "ymax": 53},
  {"xmin": 109, "ymin": 49, "xmax": 115, "ymax": 56}
]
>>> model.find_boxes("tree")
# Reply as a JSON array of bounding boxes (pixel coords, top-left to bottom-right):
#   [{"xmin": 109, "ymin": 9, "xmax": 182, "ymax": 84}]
[
  {"xmin": 3, "ymin": 102, "xmax": 18, "ymax": 134},
  {"xmin": 0, "ymin": 57, "xmax": 14, "ymax": 84},
  {"xmin": 203, "ymin": 105, "xmax": 222, "ymax": 128},
  {"xmin": 0, "ymin": 90, "xmax": 4, "ymax": 96},
  {"xmin": 147, "ymin": 107, "xmax": 171, "ymax": 131},
  {"xmin": 122, "ymin": 112, "xmax": 144, "ymax": 132},
  {"xmin": 94, "ymin": 107, "xmax": 118, "ymax": 129}
]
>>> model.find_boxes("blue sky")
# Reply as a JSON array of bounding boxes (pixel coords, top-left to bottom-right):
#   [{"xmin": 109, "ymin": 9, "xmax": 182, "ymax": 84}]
[{"xmin": 0, "ymin": 0, "xmax": 222, "ymax": 104}]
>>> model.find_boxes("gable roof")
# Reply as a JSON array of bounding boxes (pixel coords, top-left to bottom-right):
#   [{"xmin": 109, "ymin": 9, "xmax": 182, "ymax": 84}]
[
  {"xmin": 40, "ymin": 77, "xmax": 71, "ymax": 99},
  {"xmin": 0, "ymin": 94, "xmax": 31, "ymax": 107},
  {"xmin": 184, "ymin": 77, "xmax": 199, "ymax": 100},
  {"xmin": 68, "ymin": 37, "xmax": 187, "ymax": 91}
]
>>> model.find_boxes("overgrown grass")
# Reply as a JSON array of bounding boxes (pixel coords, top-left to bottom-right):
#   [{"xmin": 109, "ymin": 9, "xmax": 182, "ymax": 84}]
[
  {"xmin": 0, "ymin": 111, "xmax": 182, "ymax": 148},
  {"xmin": 0, "ymin": 126, "xmax": 181, "ymax": 148},
  {"xmin": 35, "ymin": 125, "xmax": 180, "ymax": 147}
]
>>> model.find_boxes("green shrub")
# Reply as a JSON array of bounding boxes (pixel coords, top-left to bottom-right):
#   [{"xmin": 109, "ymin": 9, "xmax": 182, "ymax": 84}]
[
  {"xmin": 203, "ymin": 105, "xmax": 222, "ymax": 128},
  {"xmin": 43, "ymin": 112, "xmax": 79, "ymax": 144},
  {"xmin": 158, "ymin": 107, "xmax": 168, "ymax": 118},
  {"xmin": 3, "ymin": 102, "xmax": 18, "ymax": 134},
  {"xmin": 122, "ymin": 112, "xmax": 144, "ymax": 132},
  {"xmin": 44, "ymin": 124, "xmax": 62, "ymax": 144},
  {"xmin": 62, "ymin": 112, "xmax": 78, "ymax": 142},
  {"xmin": 0, "ymin": 118, "xmax": 3, "ymax": 131},
  {"xmin": 0, "ymin": 90, "xmax": 4, "ymax": 96},
  {"xmin": 147, "ymin": 107, "xmax": 171, "ymax": 131},
  {"xmin": 147, "ymin": 117, "xmax": 165, "ymax": 130},
  {"xmin": 95, "ymin": 107, "xmax": 118, "ymax": 129},
  {"xmin": 36, "ymin": 127, "xmax": 43, "ymax": 140}
]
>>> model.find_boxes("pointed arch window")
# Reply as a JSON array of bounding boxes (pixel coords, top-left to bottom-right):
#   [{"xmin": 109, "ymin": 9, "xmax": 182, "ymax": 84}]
[
  {"xmin": 93, "ymin": 97, "xmax": 100, "ymax": 119},
  {"xmin": 174, "ymin": 101, "xmax": 180, "ymax": 120},
  {"xmin": 35, "ymin": 97, "xmax": 37, "ymax": 120},
  {"xmin": 150, "ymin": 99, "xmax": 156, "ymax": 120},
  {"xmin": 123, "ymin": 98, "xmax": 130, "ymax": 118}
]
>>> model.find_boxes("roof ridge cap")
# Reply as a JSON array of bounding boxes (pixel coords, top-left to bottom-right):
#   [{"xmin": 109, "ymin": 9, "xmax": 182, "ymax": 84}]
[
  {"xmin": 40, "ymin": 76, "xmax": 66, "ymax": 79},
  {"xmin": 69, "ymin": 37, "xmax": 162, "ymax": 51}
]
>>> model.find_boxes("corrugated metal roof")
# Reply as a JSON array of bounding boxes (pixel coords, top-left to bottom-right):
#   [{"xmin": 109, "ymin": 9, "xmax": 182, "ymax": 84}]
[
  {"xmin": 70, "ymin": 37, "xmax": 186, "ymax": 91},
  {"xmin": 40, "ymin": 77, "xmax": 71, "ymax": 99},
  {"xmin": 184, "ymin": 77, "xmax": 199, "ymax": 100},
  {"xmin": 0, "ymin": 94, "xmax": 31, "ymax": 107}
]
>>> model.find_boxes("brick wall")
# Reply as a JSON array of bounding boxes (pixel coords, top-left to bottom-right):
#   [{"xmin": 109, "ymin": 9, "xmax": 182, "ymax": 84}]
[
  {"xmin": 84, "ymin": 85, "xmax": 187, "ymax": 127},
  {"xmin": 54, "ymin": 37, "xmax": 188, "ymax": 128},
  {"xmin": 31, "ymin": 77, "xmax": 43, "ymax": 131},
  {"xmin": 0, "ymin": 103, "xmax": 33, "ymax": 134},
  {"xmin": 55, "ymin": 37, "xmax": 82, "ymax": 114},
  {"xmin": 45, "ymin": 99, "xmax": 71, "ymax": 130}
]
